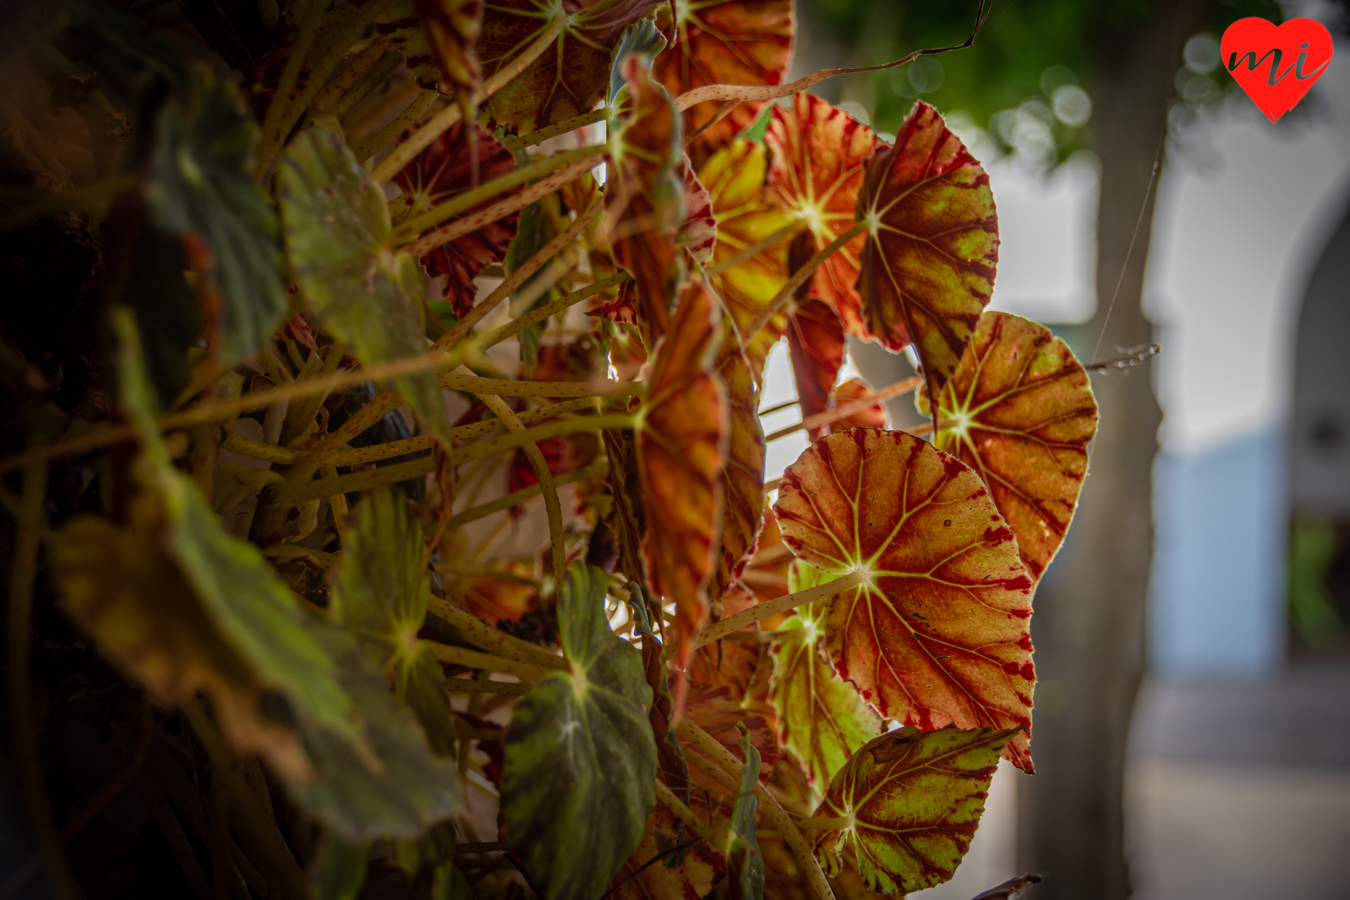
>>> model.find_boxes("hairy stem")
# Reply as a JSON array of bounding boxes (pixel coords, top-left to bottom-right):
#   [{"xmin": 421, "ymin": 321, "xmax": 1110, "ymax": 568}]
[
  {"xmin": 654, "ymin": 779, "xmax": 714, "ymax": 842},
  {"xmin": 674, "ymin": 718, "xmax": 835, "ymax": 900},
  {"xmin": 313, "ymin": 41, "xmax": 394, "ymax": 114},
  {"xmin": 395, "ymin": 144, "xmax": 606, "ymax": 242},
  {"xmin": 438, "ymin": 371, "xmax": 641, "ymax": 400},
  {"xmin": 428, "ymin": 642, "xmax": 553, "ymax": 682},
  {"xmin": 427, "ymin": 597, "xmax": 568, "ymax": 671},
  {"xmin": 405, "ymin": 154, "xmax": 605, "ymax": 258},
  {"xmin": 442, "ymin": 459, "xmax": 607, "ymax": 531},
  {"xmin": 370, "ymin": 15, "xmax": 569, "ymax": 184},
  {"xmin": 692, "ymin": 570, "xmax": 866, "ymax": 649},
  {"xmin": 744, "ymin": 219, "xmax": 868, "ymax": 341},
  {"xmin": 707, "ymin": 220, "xmax": 803, "ymax": 276},
  {"xmin": 354, "ymin": 89, "xmax": 438, "ymax": 162},
  {"xmin": 481, "ymin": 273, "xmax": 630, "ymax": 350},
  {"xmin": 502, "ymin": 107, "xmax": 609, "ymax": 154},
  {"xmin": 764, "ymin": 375, "xmax": 923, "ymax": 442}
]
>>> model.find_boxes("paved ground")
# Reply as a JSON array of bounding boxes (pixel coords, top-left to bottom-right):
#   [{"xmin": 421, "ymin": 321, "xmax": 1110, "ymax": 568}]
[{"xmin": 914, "ymin": 663, "xmax": 1350, "ymax": 899}]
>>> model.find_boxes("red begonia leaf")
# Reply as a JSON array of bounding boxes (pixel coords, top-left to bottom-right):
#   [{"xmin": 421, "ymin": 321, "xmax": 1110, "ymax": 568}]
[
  {"xmin": 609, "ymin": 55, "xmax": 684, "ymax": 345},
  {"xmin": 813, "ymin": 725, "xmax": 1020, "ymax": 895},
  {"xmin": 652, "ymin": 0, "xmax": 794, "ymax": 167},
  {"xmin": 508, "ymin": 434, "xmax": 577, "ymax": 517},
  {"xmin": 773, "ymin": 429, "xmax": 1037, "ymax": 772},
  {"xmin": 449, "ymin": 565, "xmax": 539, "ymax": 625},
  {"xmin": 608, "ymin": 804, "xmax": 726, "ymax": 900},
  {"xmin": 786, "ymin": 298, "xmax": 846, "ymax": 438},
  {"xmin": 680, "ymin": 160, "xmax": 717, "ymax": 265},
  {"xmin": 392, "ymin": 120, "xmax": 518, "ymax": 317},
  {"xmin": 770, "ymin": 561, "xmax": 882, "ymax": 788},
  {"xmin": 684, "ymin": 682, "xmax": 778, "ymax": 784},
  {"xmin": 857, "ymin": 100, "xmax": 998, "ymax": 403},
  {"xmin": 710, "ymin": 342, "xmax": 766, "ymax": 603},
  {"xmin": 828, "ymin": 379, "xmax": 887, "ymax": 433},
  {"xmin": 935, "ymin": 312, "xmax": 1098, "ymax": 581},
  {"xmin": 639, "ymin": 281, "xmax": 728, "ymax": 666},
  {"xmin": 766, "ymin": 93, "xmax": 878, "ymax": 339},
  {"xmin": 413, "ymin": 0, "xmax": 483, "ymax": 111},
  {"xmin": 698, "ymin": 140, "xmax": 794, "ymax": 381},
  {"xmin": 687, "ymin": 587, "xmax": 775, "ymax": 717},
  {"xmin": 476, "ymin": 0, "xmax": 662, "ymax": 134}
]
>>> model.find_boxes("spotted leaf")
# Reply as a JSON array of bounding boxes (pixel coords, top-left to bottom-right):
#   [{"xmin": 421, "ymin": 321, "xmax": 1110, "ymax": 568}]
[
  {"xmin": 857, "ymin": 101, "xmax": 998, "ymax": 402},
  {"xmin": 478, "ymin": 0, "xmax": 662, "ymax": 134},
  {"xmin": 638, "ymin": 281, "xmax": 728, "ymax": 666},
  {"xmin": 935, "ymin": 312, "xmax": 1097, "ymax": 581},
  {"xmin": 814, "ymin": 726, "xmax": 1019, "ymax": 895},
  {"xmin": 653, "ymin": 0, "xmax": 794, "ymax": 166},
  {"xmin": 773, "ymin": 429, "xmax": 1036, "ymax": 771},
  {"xmin": 766, "ymin": 93, "xmax": 878, "ymax": 339},
  {"xmin": 770, "ymin": 562, "xmax": 881, "ymax": 788},
  {"xmin": 392, "ymin": 121, "xmax": 519, "ymax": 317}
]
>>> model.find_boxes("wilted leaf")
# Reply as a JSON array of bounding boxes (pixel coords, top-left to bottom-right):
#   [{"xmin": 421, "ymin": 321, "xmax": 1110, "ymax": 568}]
[
  {"xmin": 935, "ymin": 312, "xmax": 1097, "ymax": 581},
  {"xmin": 479, "ymin": 0, "xmax": 663, "ymax": 134},
  {"xmin": 680, "ymin": 161, "xmax": 717, "ymax": 265},
  {"xmin": 773, "ymin": 429, "xmax": 1036, "ymax": 771},
  {"xmin": 638, "ymin": 282, "xmax": 728, "ymax": 664},
  {"xmin": 146, "ymin": 66, "xmax": 288, "ymax": 367},
  {"xmin": 699, "ymin": 140, "xmax": 793, "ymax": 381},
  {"xmin": 415, "ymin": 0, "xmax": 483, "ymax": 109},
  {"xmin": 653, "ymin": 0, "xmax": 794, "ymax": 166},
  {"xmin": 786, "ymin": 295, "xmax": 846, "ymax": 436},
  {"xmin": 609, "ymin": 55, "xmax": 685, "ymax": 345},
  {"xmin": 392, "ymin": 121, "xmax": 520, "ymax": 318},
  {"xmin": 857, "ymin": 101, "xmax": 998, "ymax": 402},
  {"xmin": 814, "ymin": 726, "xmax": 1019, "ymax": 895},
  {"xmin": 765, "ymin": 94, "xmax": 878, "ymax": 339},
  {"xmin": 827, "ymin": 380, "xmax": 887, "ymax": 433},
  {"xmin": 330, "ymin": 489, "xmax": 460, "ymax": 758},
  {"xmin": 684, "ymin": 683, "xmax": 778, "ymax": 785},
  {"xmin": 279, "ymin": 127, "xmax": 449, "ymax": 439},
  {"xmin": 608, "ymin": 804, "xmax": 725, "ymax": 900},
  {"xmin": 770, "ymin": 563, "xmax": 881, "ymax": 788},
  {"xmin": 711, "ymin": 343, "xmax": 765, "ymax": 603},
  {"xmin": 447, "ymin": 563, "xmax": 539, "ymax": 625},
  {"xmin": 502, "ymin": 565, "xmax": 657, "ymax": 900}
]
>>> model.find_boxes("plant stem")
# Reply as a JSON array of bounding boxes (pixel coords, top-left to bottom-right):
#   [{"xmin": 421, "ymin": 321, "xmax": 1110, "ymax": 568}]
[
  {"xmin": 796, "ymin": 816, "xmax": 853, "ymax": 832},
  {"xmin": 441, "ymin": 459, "xmax": 607, "ymax": 530},
  {"xmin": 764, "ymin": 375, "xmax": 922, "ymax": 442},
  {"xmin": 6, "ymin": 456, "xmax": 80, "ymax": 900},
  {"xmin": 707, "ymin": 220, "xmax": 803, "ymax": 276},
  {"xmin": 428, "ymin": 643, "xmax": 553, "ymax": 682},
  {"xmin": 313, "ymin": 40, "xmax": 393, "ymax": 113},
  {"xmin": 743, "ymin": 220, "xmax": 867, "ymax": 341},
  {"xmin": 395, "ymin": 145, "xmax": 606, "ymax": 242},
  {"xmin": 439, "ymin": 371, "xmax": 641, "ymax": 399},
  {"xmin": 481, "ymin": 273, "xmax": 630, "ymax": 350},
  {"xmin": 222, "ymin": 433, "xmax": 297, "ymax": 465},
  {"xmin": 445, "ymin": 680, "xmax": 532, "ymax": 696},
  {"xmin": 427, "ymin": 597, "xmax": 568, "ymax": 672},
  {"xmin": 654, "ymin": 780, "xmax": 714, "ymax": 842},
  {"xmin": 692, "ymin": 570, "xmax": 866, "ymax": 649},
  {"xmin": 502, "ymin": 107, "xmax": 609, "ymax": 153},
  {"xmin": 370, "ymin": 14, "xmax": 569, "ymax": 184},
  {"xmin": 135, "ymin": 771, "xmax": 213, "ymax": 900},
  {"xmin": 354, "ymin": 89, "xmax": 438, "ymax": 162},
  {"xmin": 405, "ymin": 154, "xmax": 605, "ymax": 258},
  {"xmin": 674, "ymin": 719, "xmax": 835, "ymax": 900},
  {"xmin": 433, "ymin": 198, "xmax": 604, "ymax": 353},
  {"xmin": 59, "ymin": 701, "xmax": 153, "ymax": 843},
  {"xmin": 473, "ymin": 391, "xmax": 567, "ymax": 584}
]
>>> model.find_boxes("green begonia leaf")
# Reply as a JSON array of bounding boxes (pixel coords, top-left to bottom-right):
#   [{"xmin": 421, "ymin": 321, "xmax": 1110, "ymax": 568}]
[
  {"xmin": 331, "ymin": 489, "xmax": 460, "ymax": 757},
  {"xmin": 146, "ymin": 67, "xmax": 288, "ymax": 367},
  {"xmin": 287, "ymin": 624, "xmax": 464, "ymax": 841},
  {"xmin": 727, "ymin": 728, "xmax": 764, "ymax": 900},
  {"xmin": 312, "ymin": 834, "xmax": 370, "ymax": 900},
  {"xmin": 100, "ymin": 311, "xmax": 463, "ymax": 840},
  {"xmin": 770, "ymin": 563, "xmax": 882, "ymax": 789},
  {"xmin": 278, "ymin": 128, "xmax": 450, "ymax": 441},
  {"xmin": 814, "ymin": 725, "xmax": 1020, "ymax": 895},
  {"xmin": 501, "ymin": 564, "xmax": 657, "ymax": 900}
]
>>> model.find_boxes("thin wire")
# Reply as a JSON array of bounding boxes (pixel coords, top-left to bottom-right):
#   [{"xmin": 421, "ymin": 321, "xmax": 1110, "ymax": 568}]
[{"xmin": 1091, "ymin": 130, "xmax": 1166, "ymax": 362}]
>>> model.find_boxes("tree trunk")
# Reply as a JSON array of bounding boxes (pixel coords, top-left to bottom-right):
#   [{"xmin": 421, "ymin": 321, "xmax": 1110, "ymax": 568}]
[{"xmin": 1016, "ymin": 4, "xmax": 1208, "ymax": 897}]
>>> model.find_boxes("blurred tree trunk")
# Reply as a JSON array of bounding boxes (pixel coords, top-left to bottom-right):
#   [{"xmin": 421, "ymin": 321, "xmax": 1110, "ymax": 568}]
[{"xmin": 1015, "ymin": 3, "xmax": 1207, "ymax": 898}]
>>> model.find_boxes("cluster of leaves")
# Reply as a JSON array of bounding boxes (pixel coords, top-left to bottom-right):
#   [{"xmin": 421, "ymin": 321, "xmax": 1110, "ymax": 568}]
[{"xmin": 0, "ymin": 1, "xmax": 1100, "ymax": 898}]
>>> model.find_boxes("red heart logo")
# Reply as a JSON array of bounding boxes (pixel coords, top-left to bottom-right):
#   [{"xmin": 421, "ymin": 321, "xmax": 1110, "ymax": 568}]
[{"xmin": 1221, "ymin": 17, "xmax": 1334, "ymax": 122}]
